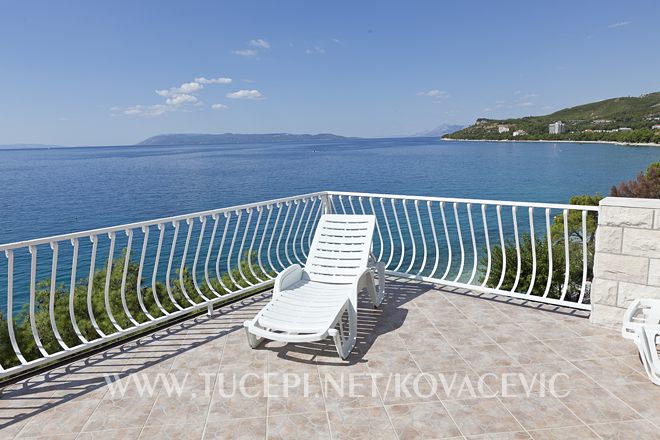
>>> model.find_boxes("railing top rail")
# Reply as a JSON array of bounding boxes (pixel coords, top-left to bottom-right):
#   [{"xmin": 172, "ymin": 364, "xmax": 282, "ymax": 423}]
[
  {"xmin": 326, "ymin": 191, "xmax": 600, "ymax": 212},
  {"xmin": 0, "ymin": 191, "xmax": 326, "ymax": 252}
]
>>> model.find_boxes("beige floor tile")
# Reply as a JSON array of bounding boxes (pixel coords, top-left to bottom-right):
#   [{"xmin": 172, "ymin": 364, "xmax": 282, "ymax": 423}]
[
  {"xmin": 559, "ymin": 386, "xmax": 640, "ymax": 424},
  {"xmin": 528, "ymin": 425, "xmax": 599, "ymax": 439},
  {"xmin": 606, "ymin": 381, "xmax": 660, "ymax": 419},
  {"xmin": 365, "ymin": 350, "xmax": 421, "ymax": 374},
  {"xmin": 477, "ymin": 322, "xmax": 538, "ymax": 344},
  {"xmin": 409, "ymin": 347, "xmax": 469, "ymax": 373},
  {"xmin": 146, "ymin": 392, "xmax": 211, "ymax": 427},
  {"xmin": 362, "ymin": 331, "xmax": 409, "ymax": 353},
  {"xmin": 584, "ymin": 334, "xmax": 640, "ymax": 357},
  {"xmin": 386, "ymin": 401, "xmax": 461, "ymax": 440},
  {"xmin": 17, "ymin": 400, "xmax": 100, "ymax": 437},
  {"xmin": 571, "ymin": 357, "xmax": 648, "ymax": 389},
  {"xmin": 520, "ymin": 320, "xmax": 579, "ymax": 341},
  {"xmin": 516, "ymin": 362, "xmax": 597, "ymax": 393},
  {"xmin": 375, "ymin": 373, "xmax": 439, "ymax": 405},
  {"xmin": 327, "ymin": 406, "xmax": 397, "ymax": 440},
  {"xmin": 81, "ymin": 397, "xmax": 155, "ymax": 432},
  {"xmin": 203, "ymin": 417, "xmax": 266, "ymax": 439},
  {"xmin": 266, "ymin": 412, "xmax": 331, "ymax": 440},
  {"xmin": 501, "ymin": 393, "xmax": 582, "ymax": 430},
  {"xmin": 542, "ymin": 337, "xmax": 612, "ymax": 361},
  {"xmin": 465, "ymin": 433, "xmax": 531, "ymax": 440},
  {"xmin": 498, "ymin": 342, "xmax": 565, "ymax": 365},
  {"xmin": 77, "ymin": 428, "xmax": 142, "ymax": 440},
  {"xmin": 139, "ymin": 423, "xmax": 204, "ymax": 439},
  {"xmin": 439, "ymin": 326, "xmax": 497, "ymax": 347},
  {"xmin": 207, "ymin": 385, "xmax": 267, "ymax": 421},
  {"xmin": 443, "ymin": 397, "xmax": 523, "ymax": 436},
  {"xmin": 474, "ymin": 366, "xmax": 538, "ymax": 397},
  {"xmin": 322, "ymin": 373, "xmax": 381, "ymax": 411},
  {"xmin": 267, "ymin": 381, "xmax": 325, "ymax": 416},
  {"xmin": 589, "ymin": 419, "xmax": 660, "ymax": 440},
  {"xmin": 454, "ymin": 344, "xmax": 518, "ymax": 370}
]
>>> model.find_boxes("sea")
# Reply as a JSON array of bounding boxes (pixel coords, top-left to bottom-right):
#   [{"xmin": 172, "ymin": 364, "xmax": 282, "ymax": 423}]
[{"xmin": 1, "ymin": 137, "xmax": 658, "ymax": 245}]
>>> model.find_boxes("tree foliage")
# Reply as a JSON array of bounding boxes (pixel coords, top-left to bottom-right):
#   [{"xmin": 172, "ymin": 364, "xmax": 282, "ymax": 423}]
[
  {"xmin": 610, "ymin": 162, "xmax": 660, "ymax": 198},
  {"xmin": 482, "ymin": 194, "xmax": 601, "ymax": 301},
  {"xmin": 0, "ymin": 251, "xmax": 271, "ymax": 368}
]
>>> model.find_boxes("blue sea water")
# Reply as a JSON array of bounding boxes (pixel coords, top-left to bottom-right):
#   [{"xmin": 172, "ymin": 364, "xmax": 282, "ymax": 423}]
[{"xmin": 1, "ymin": 137, "xmax": 658, "ymax": 245}]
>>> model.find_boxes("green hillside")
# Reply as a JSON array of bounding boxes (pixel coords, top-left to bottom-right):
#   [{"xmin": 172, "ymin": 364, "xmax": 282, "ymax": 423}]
[{"xmin": 444, "ymin": 92, "xmax": 660, "ymax": 144}]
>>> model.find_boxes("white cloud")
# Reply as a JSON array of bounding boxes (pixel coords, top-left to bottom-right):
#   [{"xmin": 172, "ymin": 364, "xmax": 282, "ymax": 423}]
[
  {"xmin": 305, "ymin": 46, "xmax": 326, "ymax": 54},
  {"xmin": 226, "ymin": 89, "xmax": 264, "ymax": 100},
  {"xmin": 416, "ymin": 89, "xmax": 449, "ymax": 99},
  {"xmin": 119, "ymin": 75, "xmax": 232, "ymax": 117},
  {"xmin": 211, "ymin": 103, "xmax": 229, "ymax": 110},
  {"xmin": 518, "ymin": 101, "xmax": 534, "ymax": 107},
  {"xmin": 608, "ymin": 21, "xmax": 631, "ymax": 28},
  {"xmin": 249, "ymin": 39, "xmax": 270, "ymax": 48},
  {"xmin": 156, "ymin": 81, "xmax": 203, "ymax": 97},
  {"xmin": 165, "ymin": 94, "xmax": 198, "ymax": 106},
  {"xmin": 195, "ymin": 76, "xmax": 232, "ymax": 84},
  {"xmin": 234, "ymin": 49, "xmax": 258, "ymax": 57},
  {"xmin": 123, "ymin": 104, "xmax": 170, "ymax": 117}
]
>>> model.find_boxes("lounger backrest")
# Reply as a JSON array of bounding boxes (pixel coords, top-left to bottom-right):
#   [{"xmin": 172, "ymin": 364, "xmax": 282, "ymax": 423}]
[{"xmin": 305, "ymin": 214, "xmax": 376, "ymax": 284}]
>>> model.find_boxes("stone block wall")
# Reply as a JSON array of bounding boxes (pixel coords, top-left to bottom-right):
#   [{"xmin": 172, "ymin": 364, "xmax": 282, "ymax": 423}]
[{"xmin": 591, "ymin": 197, "xmax": 660, "ymax": 327}]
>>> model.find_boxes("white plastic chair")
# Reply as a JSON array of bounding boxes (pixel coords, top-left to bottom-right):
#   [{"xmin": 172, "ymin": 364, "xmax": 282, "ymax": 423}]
[
  {"xmin": 243, "ymin": 214, "xmax": 385, "ymax": 359},
  {"xmin": 622, "ymin": 299, "xmax": 660, "ymax": 385}
]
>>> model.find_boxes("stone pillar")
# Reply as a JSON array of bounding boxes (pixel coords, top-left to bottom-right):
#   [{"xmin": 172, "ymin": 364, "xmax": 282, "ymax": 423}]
[{"xmin": 591, "ymin": 197, "xmax": 660, "ymax": 327}]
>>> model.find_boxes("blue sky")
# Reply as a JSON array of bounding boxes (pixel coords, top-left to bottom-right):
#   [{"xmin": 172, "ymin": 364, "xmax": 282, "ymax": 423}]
[{"xmin": 1, "ymin": 0, "xmax": 658, "ymax": 146}]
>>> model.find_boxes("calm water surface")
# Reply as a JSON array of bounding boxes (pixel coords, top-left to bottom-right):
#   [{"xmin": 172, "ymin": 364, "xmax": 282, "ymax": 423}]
[{"xmin": 1, "ymin": 137, "xmax": 658, "ymax": 244}]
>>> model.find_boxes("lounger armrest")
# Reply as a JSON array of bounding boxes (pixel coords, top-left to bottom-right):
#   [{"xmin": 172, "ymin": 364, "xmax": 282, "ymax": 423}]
[
  {"xmin": 349, "ymin": 268, "xmax": 375, "ymax": 307},
  {"xmin": 622, "ymin": 299, "xmax": 644, "ymax": 339},
  {"xmin": 274, "ymin": 264, "xmax": 304, "ymax": 295}
]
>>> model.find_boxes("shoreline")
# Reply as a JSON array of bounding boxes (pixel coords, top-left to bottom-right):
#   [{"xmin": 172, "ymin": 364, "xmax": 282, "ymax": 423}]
[{"xmin": 441, "ymin": 138, "xmax": 660, "ymax": 147}]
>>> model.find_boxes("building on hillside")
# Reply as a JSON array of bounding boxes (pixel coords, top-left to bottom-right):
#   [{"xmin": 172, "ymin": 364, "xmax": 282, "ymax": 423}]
[
  {"xmin": 512, "ymin": 130, "xmax": 527, "ymax": 137},
  {"xmin": 498, "ymin": 125, "xmax": 510, "ymax": 133},
  {"xmin": 652, "ymin": 124, "xmax": 660, "ymax": 130},
  {"xmin": 619, "ymin": 127, "xmax": 632, "ymax": 131},
  {"xmin": 549, "ymin": 121, "xmax": 565, "ymax": 134}
]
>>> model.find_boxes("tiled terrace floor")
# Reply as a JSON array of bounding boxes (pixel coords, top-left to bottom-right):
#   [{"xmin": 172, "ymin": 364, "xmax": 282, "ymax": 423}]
[{"xmin": 1, "ymin": 278, "xmax": 660, "ymax": 440}]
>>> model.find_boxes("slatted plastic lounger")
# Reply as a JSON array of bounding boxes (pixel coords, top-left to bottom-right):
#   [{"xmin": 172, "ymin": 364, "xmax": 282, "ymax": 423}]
[
  {"xmin": 243, "ymin": 214, "xmax": 385, "ymax": 359},
  {"xmin": 622, "ymin": 299, "xmax": 660, "ymax": 385}
]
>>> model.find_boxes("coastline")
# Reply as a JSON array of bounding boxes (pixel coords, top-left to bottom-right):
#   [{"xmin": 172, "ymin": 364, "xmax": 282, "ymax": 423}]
[{"xmin": 442, "ymin": 138, "xmax": 660, "ymax": 147}]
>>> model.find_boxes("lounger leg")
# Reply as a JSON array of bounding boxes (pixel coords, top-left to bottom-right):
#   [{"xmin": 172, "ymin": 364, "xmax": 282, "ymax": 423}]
[
  {"xmin": 331, "ymin": 304, "xmax": 357, "ymax": 360},
  {"xmin": 244, "ymin": 321, "xmax": 265, "ymax": 349},
  {"xmin": 368, "ymin": 263, "xmax": 386, "ymax": 308}
]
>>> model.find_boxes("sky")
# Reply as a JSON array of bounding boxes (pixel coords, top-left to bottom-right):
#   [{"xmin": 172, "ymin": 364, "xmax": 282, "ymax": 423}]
[{"xmin": 0, "ymin": 0, "xmax": 659, "ymax": 146}]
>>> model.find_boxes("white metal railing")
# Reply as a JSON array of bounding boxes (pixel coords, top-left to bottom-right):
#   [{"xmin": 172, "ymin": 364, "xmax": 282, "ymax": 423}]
[
  {"xmin": 0, "ymin": 192, "xmax": 326, "ymax": 379},
  {"xmin": 327, "ymin": 192, "xmax": 598, "ymax": 310},
  {"xmin": 0, "ymin": 191, "xmax": 598, "ymax": 379}
]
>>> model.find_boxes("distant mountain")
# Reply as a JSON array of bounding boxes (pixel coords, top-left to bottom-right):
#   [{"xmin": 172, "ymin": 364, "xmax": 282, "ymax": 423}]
[
  {"xmin": 444, "ymin": 92, "xmax": 660, "ymax": 144},
  {"xmin": 137, "ymin": 132, "xmax": 353, "ymax": 146},
  {"xmin": 414, "ymin": 124, "xmax": 466, "ymax": 137}
]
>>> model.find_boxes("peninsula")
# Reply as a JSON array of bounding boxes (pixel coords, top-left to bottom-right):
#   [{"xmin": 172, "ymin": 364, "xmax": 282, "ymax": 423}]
[{"xmin": 444, "ymin": 92, "xmax": 660, "ymax": 145}]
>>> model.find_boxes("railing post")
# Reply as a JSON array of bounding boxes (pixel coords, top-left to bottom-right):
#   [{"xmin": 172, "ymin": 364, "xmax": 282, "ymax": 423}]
[
  {"xmin": 591, "ymin": 197, "xmax": 660, "ymax": 328},
  {"xmin": 322, "ymin": 193, "xmax": 334, "ymax": 214}
]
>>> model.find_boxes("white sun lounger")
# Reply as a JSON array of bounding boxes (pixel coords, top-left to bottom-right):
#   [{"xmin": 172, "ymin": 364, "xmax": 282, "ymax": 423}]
[
  {"xmin": 622, "ymin": 299, "xmax": 660, "ymax": 385},
  {"xmin": 243, "ymin": 214, "xmax": 385, "ymax": 359}
]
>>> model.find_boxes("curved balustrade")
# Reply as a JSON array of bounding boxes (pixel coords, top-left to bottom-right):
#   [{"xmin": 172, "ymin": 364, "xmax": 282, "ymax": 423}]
[
  {"xmin": 327, "ymin": 192, "xmax": 597, "ymax": 310},
  {"xmin": 0, "ymin": 192, "xmax": 326, "ymax": 378},
  {"xmin": 0, "ymin": 190, "xmax": 598, "ymax": 379}
]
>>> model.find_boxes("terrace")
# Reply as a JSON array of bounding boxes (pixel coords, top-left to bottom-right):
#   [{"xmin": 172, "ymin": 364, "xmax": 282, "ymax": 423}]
[{"xmin": 1, "ymin": 191, "xmax": 659, "ymax": 439}]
